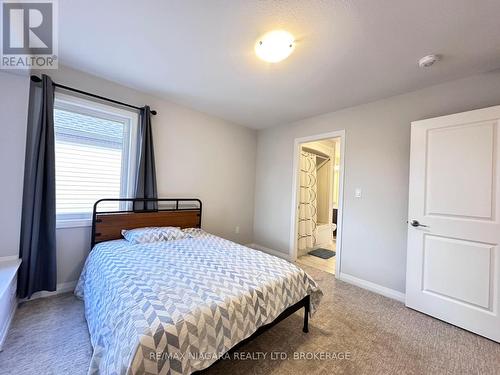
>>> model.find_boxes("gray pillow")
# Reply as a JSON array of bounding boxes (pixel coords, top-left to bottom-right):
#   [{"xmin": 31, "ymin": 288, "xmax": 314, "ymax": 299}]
[{"xmin": 121, "ymin": 226, "xmax": 191, "ymax": 244}]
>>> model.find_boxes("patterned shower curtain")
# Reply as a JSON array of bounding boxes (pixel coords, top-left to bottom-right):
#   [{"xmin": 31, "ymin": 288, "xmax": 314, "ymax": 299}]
[{"xmin": 297, "ymin": 151, "xmax": 317, "ymax": 256}]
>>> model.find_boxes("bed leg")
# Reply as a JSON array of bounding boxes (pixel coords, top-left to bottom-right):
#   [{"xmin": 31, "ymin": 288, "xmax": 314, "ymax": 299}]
[{"xmin": 302, "ymin": 296, "xmax": 310, "ymax": 333}]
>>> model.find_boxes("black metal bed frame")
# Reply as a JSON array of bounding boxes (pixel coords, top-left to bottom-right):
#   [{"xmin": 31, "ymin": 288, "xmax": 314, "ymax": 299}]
[
  {"xmin": 194, "ymin": 295, "xmax": 310, "ymax": 373},
  {"xmin": 91, "ymin": 198, "xmax": 202, "ymax": 247},
  {"xmin": 90, "ymin": 197, "xmax": 310, "ymax": 371}
]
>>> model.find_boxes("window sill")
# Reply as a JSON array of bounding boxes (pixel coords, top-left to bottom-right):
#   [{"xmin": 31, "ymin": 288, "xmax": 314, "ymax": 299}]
[{"xmin": 56, "ymin": 219, "xmax": 92, "ymax": 229}]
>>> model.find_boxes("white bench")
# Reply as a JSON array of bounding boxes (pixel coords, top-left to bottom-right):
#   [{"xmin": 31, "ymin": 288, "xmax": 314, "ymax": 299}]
[{"xmin": 0, "ymin": 257, "xmax": 21, "ymax": 351}]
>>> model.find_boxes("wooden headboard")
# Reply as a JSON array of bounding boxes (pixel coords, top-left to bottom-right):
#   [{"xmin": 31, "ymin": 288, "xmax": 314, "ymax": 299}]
[{"xmin": 91, "ymin": 198, "xmax": 202, "ymax": 247}]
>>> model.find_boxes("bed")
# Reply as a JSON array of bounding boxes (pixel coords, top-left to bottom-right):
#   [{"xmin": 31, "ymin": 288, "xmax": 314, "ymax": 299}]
[{"xmin": 75, "ymin": 198, "xmax": 323, "ymax": 375}]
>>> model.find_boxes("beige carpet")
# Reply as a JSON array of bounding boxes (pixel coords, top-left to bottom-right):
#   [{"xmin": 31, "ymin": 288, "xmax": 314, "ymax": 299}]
[{"xmin": 1, "ymin": 265, "xmax": 499, "ymax": 375}]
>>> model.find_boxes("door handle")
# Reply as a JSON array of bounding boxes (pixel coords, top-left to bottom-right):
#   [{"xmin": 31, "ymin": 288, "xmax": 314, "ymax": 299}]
[{"xmin": 410, "ymin": 220, "xmax": 428, "ymax": 228}]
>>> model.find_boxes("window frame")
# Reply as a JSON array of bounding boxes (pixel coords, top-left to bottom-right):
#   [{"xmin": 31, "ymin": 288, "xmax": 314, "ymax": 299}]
[{"xmin": 54, "ymin": 92, "xmax": 139, "ymax": 229}]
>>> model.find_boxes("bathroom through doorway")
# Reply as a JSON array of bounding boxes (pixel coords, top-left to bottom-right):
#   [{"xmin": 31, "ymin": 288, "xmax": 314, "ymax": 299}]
[{"xmin": 291, "ymin": 132, "xmax": 344, "ymax": 276}]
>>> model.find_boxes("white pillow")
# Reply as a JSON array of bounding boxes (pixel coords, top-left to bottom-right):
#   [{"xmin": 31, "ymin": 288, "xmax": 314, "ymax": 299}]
[
  {"xmin": 182, "ymin": 227, "xmax": 207, "ymax": 238},
  {"xmin": 121, "ymin": 226, "xmax": 189, "ymax": 244}
]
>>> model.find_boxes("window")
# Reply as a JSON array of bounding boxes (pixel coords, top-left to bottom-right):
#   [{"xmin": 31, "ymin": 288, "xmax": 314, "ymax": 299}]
[{"xmin": 54, "ymin": 93, "xmax": 138, "ymax": 227}]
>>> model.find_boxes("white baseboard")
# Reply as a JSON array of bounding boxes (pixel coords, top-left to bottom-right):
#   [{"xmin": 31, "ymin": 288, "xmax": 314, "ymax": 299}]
[
  {"xmin": 246, "ymin": 244, "xmax": 404, "ymax": 303},
  {"xmin": 22, "ymin": 280, "xmax": 77, "ymax": 301},
  {"xmin": 338, "ymin": 272, "xmax": 405, "ymax": 303},
  {"xmin": 245, "ymin": 243, "xmax": 292, "ymax": 261}
]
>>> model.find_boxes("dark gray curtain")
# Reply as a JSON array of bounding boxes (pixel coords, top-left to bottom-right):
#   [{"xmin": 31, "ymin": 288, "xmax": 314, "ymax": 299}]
[
  {"xmin": 18, "ymin": 75, "xmax": 57, "ymax": 299},
  {"xmin": 134, "ymin": 105, "xmax": 158, "ymax": 211}
]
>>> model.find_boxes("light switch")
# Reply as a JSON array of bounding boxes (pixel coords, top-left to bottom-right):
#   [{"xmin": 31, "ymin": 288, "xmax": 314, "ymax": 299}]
[{"xmin": 355, "ymin": 188, "xmax": 362, "ymax": 198}]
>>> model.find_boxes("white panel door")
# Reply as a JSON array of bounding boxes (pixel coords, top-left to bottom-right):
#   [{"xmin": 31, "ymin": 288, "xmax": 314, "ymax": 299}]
[{"xmin": 406, "ymin": 105, "xmax": 500, "ymax": 342}]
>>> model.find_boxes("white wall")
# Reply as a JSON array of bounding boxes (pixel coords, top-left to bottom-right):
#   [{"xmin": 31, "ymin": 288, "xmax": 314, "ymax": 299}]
[
  {"xmin": 0, "ymin": 67, "xmax": 257, "ymax": 285},
  {"xmin": 253, "ymin": 70, "xmax": 500, "ymax": 293},
  {"xmin": 0, "ymin": 72, "xmax": 29, "ymax": 259}
]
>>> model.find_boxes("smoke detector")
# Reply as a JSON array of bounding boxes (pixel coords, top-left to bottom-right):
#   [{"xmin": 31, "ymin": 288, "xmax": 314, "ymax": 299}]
[{"xmin": 418, "ymin": 54, "xmax": 440, "ymax": 68}]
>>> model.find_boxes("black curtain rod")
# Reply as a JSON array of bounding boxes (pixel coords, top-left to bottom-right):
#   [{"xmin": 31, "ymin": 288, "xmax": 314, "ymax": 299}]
[{"xmin": 30, "ymin": 75, "xmax": 157, "ymax": 115}]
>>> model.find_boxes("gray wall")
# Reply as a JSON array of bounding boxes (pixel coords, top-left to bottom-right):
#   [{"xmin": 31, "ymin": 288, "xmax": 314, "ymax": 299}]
[
  {"xmin": 253, "ymin": 71, "xmax": 500, "ymax": 293},
  {"xmin": 0, "ymin": 72, "xmax": 29, "ymax": 258},
  {"xmin": 0, "ymin": 67, "xmax": 257, "ymax": 285},
  {"xmin": 4, "ymin": 67, "xmax": 500, "ymax": 293}
]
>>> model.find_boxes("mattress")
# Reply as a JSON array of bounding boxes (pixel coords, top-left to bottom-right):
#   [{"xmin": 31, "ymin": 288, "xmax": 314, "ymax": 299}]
[{"xmin": 75, "ymin": 230, "xmax": 322, "ymax": 374}]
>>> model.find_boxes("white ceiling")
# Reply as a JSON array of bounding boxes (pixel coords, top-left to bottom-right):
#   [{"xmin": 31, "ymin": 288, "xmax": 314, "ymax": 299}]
[{"xmin": 58, "ymin": 0, "xmax": 500, "ymax": 129}]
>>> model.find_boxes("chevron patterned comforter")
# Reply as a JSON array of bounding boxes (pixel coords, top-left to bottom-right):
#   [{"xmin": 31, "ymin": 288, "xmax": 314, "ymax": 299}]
[{"xmin": 75, "ymin": 231, "xmax": 322, "ymax": 375}]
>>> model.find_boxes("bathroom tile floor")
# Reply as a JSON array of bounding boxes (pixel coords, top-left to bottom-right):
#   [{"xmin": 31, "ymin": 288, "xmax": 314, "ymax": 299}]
[{"xmin": 296, "ymin": 241, "xmax": 336, "ymax": 275}]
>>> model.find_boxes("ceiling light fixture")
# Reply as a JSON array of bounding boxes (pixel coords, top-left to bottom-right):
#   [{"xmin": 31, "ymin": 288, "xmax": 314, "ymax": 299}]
[{"xmin": 255, "ymin": 30, "xmax": 295, "ymax": 63}]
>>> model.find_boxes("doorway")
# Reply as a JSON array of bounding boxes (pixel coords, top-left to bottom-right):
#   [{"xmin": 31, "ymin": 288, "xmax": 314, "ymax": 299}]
[{"xmin": 290, "ymin": 131, "xmax": 345, "ymax": 276}]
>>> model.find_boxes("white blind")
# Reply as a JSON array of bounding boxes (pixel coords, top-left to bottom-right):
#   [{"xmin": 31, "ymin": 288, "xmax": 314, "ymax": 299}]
[{"xmin": 54, "ymin": 108, "xmax": 128, "ymax": 216}]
